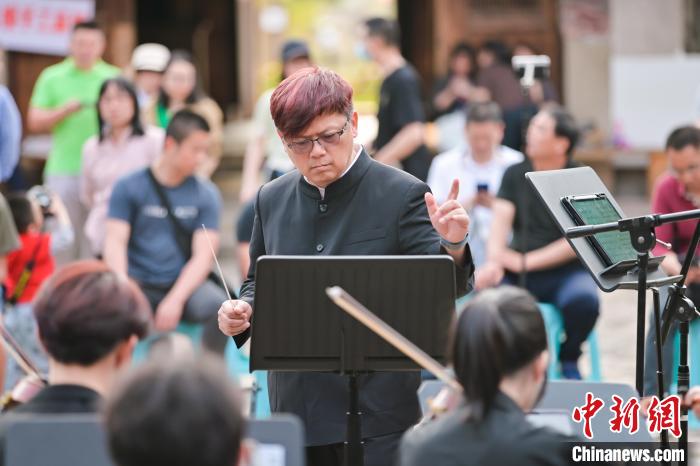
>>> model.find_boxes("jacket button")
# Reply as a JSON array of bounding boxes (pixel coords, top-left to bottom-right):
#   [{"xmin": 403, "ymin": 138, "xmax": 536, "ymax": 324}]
[
  {"xmin": 319, "ymin": 203, "xmax": 328, "ymax": 213},
  {"xmin": 316, "ymin": 243, "xmax": 324, "ymax": 252}
]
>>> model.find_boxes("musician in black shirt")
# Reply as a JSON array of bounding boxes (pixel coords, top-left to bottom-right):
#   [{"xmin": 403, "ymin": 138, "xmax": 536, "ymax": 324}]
[
  {"xmin": 0, "ymin": 261, "xmax": 150, "ymax": 465},
  {"xmin": 399, "ymin": 286, "xmax": 575, "ymax": 466}
]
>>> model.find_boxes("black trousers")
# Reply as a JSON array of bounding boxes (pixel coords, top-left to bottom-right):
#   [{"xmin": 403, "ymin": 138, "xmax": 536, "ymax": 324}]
[
  {"xmin": 504, "ymin": 262, "xmax": 600, "ymax": 362},
  {"xmin": 306, "ymin": 431, "xmax": 403, "ymax": 466}
]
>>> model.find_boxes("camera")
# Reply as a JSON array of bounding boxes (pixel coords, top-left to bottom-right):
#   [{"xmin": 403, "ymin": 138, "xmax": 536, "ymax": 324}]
[
  {"xmin": 476, "ymin": 182, "xmax": 489, "ymax": 193},
  {"xmin": 511, "ymin": 55, "xmax": 551, "ymax": 89},
  {"xmin": 27, "ymin": 185, "xmax": 53, "ymax": 217}
]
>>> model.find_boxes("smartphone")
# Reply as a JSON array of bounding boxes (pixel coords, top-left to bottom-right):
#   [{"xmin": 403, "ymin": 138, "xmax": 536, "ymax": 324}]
[{"xmin": 476, "ymin": 183, "xmax": 489, "ymax": 193}]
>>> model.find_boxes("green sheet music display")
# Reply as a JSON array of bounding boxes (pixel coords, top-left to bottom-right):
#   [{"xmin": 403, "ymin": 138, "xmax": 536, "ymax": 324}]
[{"xmin": 565, "ymin": 194, "xmax": 639, "ymax": 265}]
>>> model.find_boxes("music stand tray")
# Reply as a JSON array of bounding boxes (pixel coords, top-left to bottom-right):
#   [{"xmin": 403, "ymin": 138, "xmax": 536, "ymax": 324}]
[{"xmin": 526, "ymin": 167, "xmax": 675, "ymax": 292}]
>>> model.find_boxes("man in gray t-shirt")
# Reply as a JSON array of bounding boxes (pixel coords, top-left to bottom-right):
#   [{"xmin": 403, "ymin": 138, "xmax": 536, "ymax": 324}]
[{"xmin": 105, "ymin": 110, "xmax": 227, "ymax": 354}]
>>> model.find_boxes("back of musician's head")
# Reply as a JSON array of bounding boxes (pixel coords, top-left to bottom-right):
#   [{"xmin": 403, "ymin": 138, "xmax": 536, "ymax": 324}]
[
  {"xmin": 33, "ymin": 260, "xmax": 150, "ymax": 365},
  {"xmin": 450, "ymin": 286, "xmax": 548, "ymax": 420},
  {"xmin": 105, "ymin": 356, "xmax": 247, "ymax": 466}
]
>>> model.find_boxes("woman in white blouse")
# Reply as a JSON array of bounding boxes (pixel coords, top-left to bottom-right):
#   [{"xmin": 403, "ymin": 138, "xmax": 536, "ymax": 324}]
[{"xmin": 81, "ymin": 77, "xmax": 164, "ymax": 256}]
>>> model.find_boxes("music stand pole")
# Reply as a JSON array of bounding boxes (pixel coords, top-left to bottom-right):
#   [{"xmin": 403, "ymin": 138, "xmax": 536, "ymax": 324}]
[
  {"xmin": 635, "ymin": 252, "xmax": 650, "ymax": 396},
  {"xmin": 567, "ymin": 212, "xmax": 700, "ymax": 397},
  {"xmin": 340, "ymin": 327, "xmax": 364, "ymax": 466},
  {"xmin": 651, "ymin": 289, "xmax": 670, "ymax": 454},
  {"xmin": 618, "ymin": 215, "xmax": 657, "ymax": 396},
  {"xmin": 568, "ymin": 210, "xmax": 700, "ymax": 463},
  {"xmin": 344, "ymin": 373, "xmax": 363, "ymax": 466},
  {"xmin": 659, "ymin": 217, "xmax": 700, "ymax": 466}
]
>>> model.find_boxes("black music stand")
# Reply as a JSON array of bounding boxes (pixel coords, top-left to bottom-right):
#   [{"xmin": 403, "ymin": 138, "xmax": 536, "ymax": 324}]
[
  {"xmin": 526, "ymin": 167, "xmax": 696, "ymax": 462},
  {"xmin": 249, "ymin": 255, "xmax": 458, "ymax": 466},
  {"xmin": 526, "ymin": 167, "xmax": 676, "ymax": 293},
  {"xmin": 526, "ymin": 167, "xmax": 678, "ymax": 392}
]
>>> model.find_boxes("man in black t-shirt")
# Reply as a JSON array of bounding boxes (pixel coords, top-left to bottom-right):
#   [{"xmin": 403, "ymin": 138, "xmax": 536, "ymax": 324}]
[
  {"xmin": 476, "ymin": 106, "xmax": 599, "ymax": 380},
  {"xmin": 362, "ymin": 17, "xmax": 432, "ymax": 181}
]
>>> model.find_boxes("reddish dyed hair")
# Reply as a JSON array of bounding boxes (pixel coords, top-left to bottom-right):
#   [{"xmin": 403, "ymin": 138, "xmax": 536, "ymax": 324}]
[
  {"xmin": 33, "ymin": 260, "xmax": 151, "ymax": 365},
  {"xmin": 270, "ymin": 67, "xmax": 353, "ymax": 137}
]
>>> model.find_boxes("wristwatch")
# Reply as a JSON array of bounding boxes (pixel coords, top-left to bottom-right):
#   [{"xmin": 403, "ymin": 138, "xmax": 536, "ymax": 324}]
[{"xmin": 440, "ymin": 234, "xmax": 468, "ymax": 251}]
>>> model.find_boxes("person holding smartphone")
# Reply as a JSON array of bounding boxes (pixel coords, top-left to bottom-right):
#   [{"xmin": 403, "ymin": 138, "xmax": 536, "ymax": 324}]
[
  {"xmin": 475, "ymin": 105, "xmax": 600, "ymax": 380},
  {"xmin": 427, "ymin": 102, "xmax": 523, "ymax": 266}
]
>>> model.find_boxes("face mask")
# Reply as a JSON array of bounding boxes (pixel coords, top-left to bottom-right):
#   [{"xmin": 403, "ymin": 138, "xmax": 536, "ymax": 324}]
[{"xmin": 354, "ymin": 42, "xmax": 371, "ymax": 61}]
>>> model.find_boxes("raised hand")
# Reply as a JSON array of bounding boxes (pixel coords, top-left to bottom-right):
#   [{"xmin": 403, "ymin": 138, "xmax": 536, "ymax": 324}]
[{"xmin": 424, "ymin": 179, "xmax": 470, "ymax": 244}]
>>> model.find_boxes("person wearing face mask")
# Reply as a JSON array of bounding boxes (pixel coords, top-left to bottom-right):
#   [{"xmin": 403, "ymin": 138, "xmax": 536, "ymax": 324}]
[
  {"xmin": 0, "ymin": 260, "xmax": 151, "ymax": 464},
  {"xmin": 81, "ymin": 78, "xmax": 164, "ymax": 257},
  {"xmin": 145, "ymin": 50, "xmax": 224, "ymax": 178},
  {"xmin": 399, "ymin": 286, "xmax": 574, "ymax": 466}
]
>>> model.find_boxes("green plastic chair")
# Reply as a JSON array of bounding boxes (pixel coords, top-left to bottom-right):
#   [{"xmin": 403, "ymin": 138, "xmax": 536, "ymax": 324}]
[
  {"xmin": 668, "ymin": 319, "xmax": 700, "ymax": 428},
  {"xmin": 537, "ymin": 303, "xmax": 602, "ymax": 381},
  {"xmin": 455, "ymin": 296, "xmax": 602, "ymax": 380}
]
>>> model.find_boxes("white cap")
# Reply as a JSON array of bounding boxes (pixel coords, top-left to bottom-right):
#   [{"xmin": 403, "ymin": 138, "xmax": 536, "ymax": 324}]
[{"xmin": 131, "ymin": 43, "xmax": 171, "ymax": 73}]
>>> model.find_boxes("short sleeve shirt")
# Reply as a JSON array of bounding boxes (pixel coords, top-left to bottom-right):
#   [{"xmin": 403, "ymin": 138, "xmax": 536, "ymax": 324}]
[
  {"xmin": 108, "ymin": 168, "xmax": 222, "ymax": 285},
  {"xmin": 30, "ymin": 58, "xmax": 120, "ymax": 176},
  {"xmin": 0, "ymin": 194, "xmax": 19, "ymax": 256},
  {"xmin": 375, "ymin": 64, "xmax": 432, "ymax": 181},
  {"xmin": 253, "ymin": 89, "xmax": 294, "ymax": 173},
  {"xmin": 497, "ymin": 158, "xmax": 580, "ymax": 253}
]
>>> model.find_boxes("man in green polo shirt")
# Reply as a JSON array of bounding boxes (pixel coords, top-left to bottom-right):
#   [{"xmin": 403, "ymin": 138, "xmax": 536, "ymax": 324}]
[{"xmin": 28, "ymin": 20, "xmax": 119, "ymax": 261}]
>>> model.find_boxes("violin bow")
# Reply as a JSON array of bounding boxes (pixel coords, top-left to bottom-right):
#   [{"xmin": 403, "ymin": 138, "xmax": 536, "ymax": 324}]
[
  {"xmin": 326, "ymin": 286, "xmax": 462, "ymax": 393},
  {"xmin": 0, "ymin": 323, "xmax": 43, "ymax": 380}
]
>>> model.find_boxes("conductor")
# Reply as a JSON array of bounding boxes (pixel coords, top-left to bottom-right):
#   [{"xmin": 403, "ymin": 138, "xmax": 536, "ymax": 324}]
[{"xmin": 218, "ymin": 67, "xmax": 474, "ymax": 466}]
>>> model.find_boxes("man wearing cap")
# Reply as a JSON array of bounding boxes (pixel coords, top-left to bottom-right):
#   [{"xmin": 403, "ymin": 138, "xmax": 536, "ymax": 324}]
[
  {"xmin": 131, "ymin": 43, "xmax": 171, "ymax": 109},
  {"xmin": 236, "ymin": 40, "xmax": 313, "ymax": 277}
]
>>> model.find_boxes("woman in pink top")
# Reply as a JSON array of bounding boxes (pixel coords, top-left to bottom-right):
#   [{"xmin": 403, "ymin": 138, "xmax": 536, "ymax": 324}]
[{"xmin": 81, "ymin": 77, "xmax": 164, "ymax": 256}]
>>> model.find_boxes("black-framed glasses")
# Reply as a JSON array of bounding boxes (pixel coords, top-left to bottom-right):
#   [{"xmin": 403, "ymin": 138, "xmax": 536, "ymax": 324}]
[{"xmin": 285, "ymin": 119, "xmax": 350, "ymax": 155}]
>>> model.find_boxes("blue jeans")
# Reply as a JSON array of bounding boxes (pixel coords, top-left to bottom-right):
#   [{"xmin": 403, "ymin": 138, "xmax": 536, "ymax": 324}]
[
  {"xmin": 504, "ymin": 262, "xmax": 600, "ymax": 362},
  {"xmin": 3, "ymin": 302, "xmax": 49, "ymax": 391}
]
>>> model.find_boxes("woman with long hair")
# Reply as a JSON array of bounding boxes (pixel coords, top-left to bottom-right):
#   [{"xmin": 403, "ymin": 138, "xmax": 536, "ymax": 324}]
[
  {"xmin": 146, "ymin": 50, "xmax": 223, "ymax": 177},
  {"xmin": 432, "ymin": 42, "xmax": 479, "ymax": 119},
  {"xmin": 400, "ymin": 286, "xmax": 573, "ymax": 466},
  {"xmin": 81, "ymin": 77, "xmax": 164, "ymax": 257}
]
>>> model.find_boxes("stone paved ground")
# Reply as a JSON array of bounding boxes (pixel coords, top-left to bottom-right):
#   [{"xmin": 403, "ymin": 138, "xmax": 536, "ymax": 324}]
[{"xmin": 213, "ymin": 172, "xmax": 700, "ymax": 458}]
